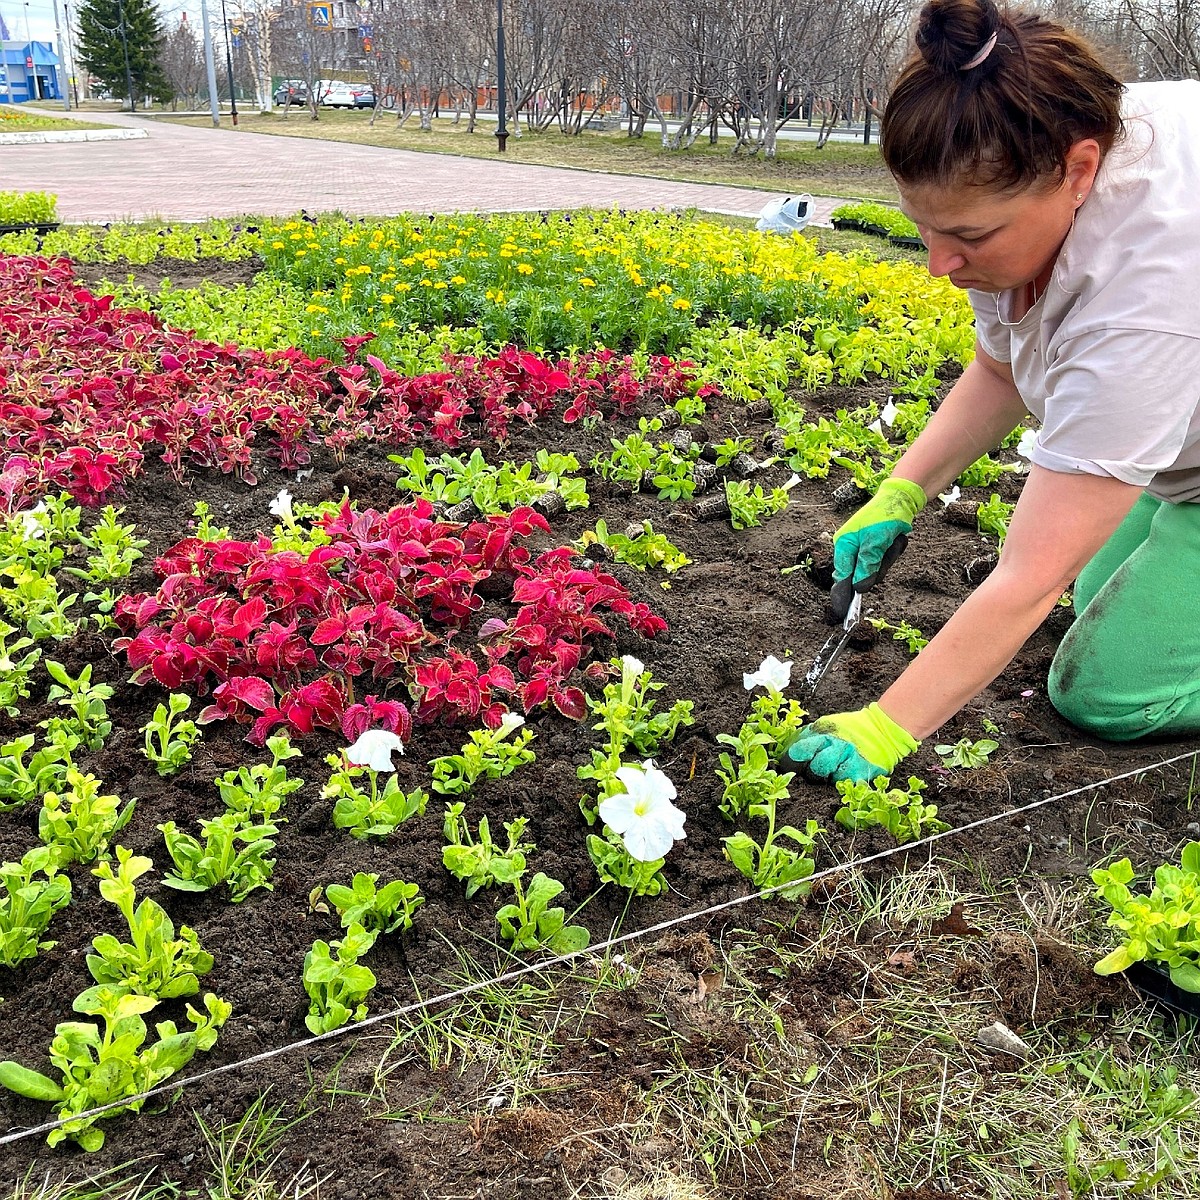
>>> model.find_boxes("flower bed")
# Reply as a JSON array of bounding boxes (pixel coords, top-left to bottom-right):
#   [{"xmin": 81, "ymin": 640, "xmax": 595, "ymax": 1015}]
[{"xmin": 0, "ymin": 212, "xmax": 1197, "ymax": 1197}]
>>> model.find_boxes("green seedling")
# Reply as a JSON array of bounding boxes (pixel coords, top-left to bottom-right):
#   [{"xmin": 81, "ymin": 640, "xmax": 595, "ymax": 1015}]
[
  {"xmin": 869, "ymin": 617, "xmax": 929, "ymax": 655},
  {"xmin": 725, "ymin": 479, "xmax": 795, "ymax": 530},
  {"xmin": 977, "ymin": 493, "xmax": 1015, "ymax": 545},
  {"xmin": 142, "ymin": 693, "xmax": 202, "ymax": 776},
  {"xmin": 575, "ymin": 519, "xmax": 691, "ymax": 573},
  {"xmin": 303, "ymin": 923, "xmax": 378, "ymax": 1034},
  {"xmin": 159, "ymin": 813, "xmax": 280, "ymax": 903},
  {"xmin": 651, "ymin": 453, "xmax": 697, "ymax": 502},
  {"xmin": 723, "ymin": 818, "xmax": 822, "ymax": 901},
  {"xmin": 0, "ymin": 729, "xmax": 76, "ymax": 812},
  {"xmin": 39, "ymin": 768, "xmax": 134, "ymax": 866},
  {"xmin": 442, "ymin": 805, "xmax": 534, "ymax": 897},
  {"xmin": 716, "ymin": 740, "xmax": 793, "ymax": 822},
  {"xmin": 214, "ymin": 734, "xmax": 302, "ymax": 822},
  {"xmin": 324, "ymin": 872, "xmax": 424, "ymax": 935},
  {"xmin": 497, "ymin": 872, "xmax": 590, "ymax": 955},
  {"xmin": 1093, "ymin": 842, "xmax": 1200, "ymax": 991},
  {"xmin": 934, "ymin": 737, "xmax": 999, "ymax": 768},
  {"xmin": 65, "ymin": 506, "xmax": 148, "ymax": 584},
  {"xmin": 0, "ymin": 987, "xmax": 231, "ymax": 1152},
  {"xmin": 190, "ymin": 500, "xmax": 231, "ymax": 542},
  {"xmin": 325, "ymin": 753, "xmax": 428, "ymax": 839},
  {"xmin": 834, "ymin": 775, "xmax": 947, "ymax": 842},
  {"xmin": 40, "ymin": 659, "xmax": 113, "ymax": 751},
  {"xmin": 590, "ymin": 432, "xmax": 656, "ymax": 483},
  {"xmin": 0, "ymin": 845, "xmax": 72, "ymax": 967},
  {"xmin": 0, "ymin": 620, "xmax": 41, "ymax": 715},
  {"xmin": 430, "ymin": 718, "xmax": 536, "ymax": 796},
  {"xmin": 587, "ymin": 826, "xmax": 668, "ymax": 897},
  {"xmin": 0, "ymin": 564, "xmax": 78, "ymax": 640},
  {"xmin": 86, "ymin": 847, "xmax": 214, "ymax": 1000}
]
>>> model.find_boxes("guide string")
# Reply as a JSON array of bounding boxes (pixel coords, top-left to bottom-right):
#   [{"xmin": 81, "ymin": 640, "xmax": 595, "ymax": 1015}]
[{"xmin": 2, "ymin": 747, "xmax": 1196, "ymax": 1150}]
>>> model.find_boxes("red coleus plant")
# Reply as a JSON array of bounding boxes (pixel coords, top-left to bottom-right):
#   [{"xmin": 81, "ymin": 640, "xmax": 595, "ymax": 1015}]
[
  {"xmin": 0, "ymin": 254, "xmax": 717, "ymax": 510},
  {"xmin": 114, "ymin": 501, "xmax": 667, "ymax": 743}
]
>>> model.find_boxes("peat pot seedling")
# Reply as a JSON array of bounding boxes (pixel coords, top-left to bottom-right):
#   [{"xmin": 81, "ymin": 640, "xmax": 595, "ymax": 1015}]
[
  {"xmin": 1093, "ymin": 841, "xmax": 1200, "ymax": 991},
  {"xmin": 0, "ymin": 988, "xmax": 231, "ymax": 1152},
  {"xmin": 0, "ymin": 620, "xmax": 41, "ymax": 716}
]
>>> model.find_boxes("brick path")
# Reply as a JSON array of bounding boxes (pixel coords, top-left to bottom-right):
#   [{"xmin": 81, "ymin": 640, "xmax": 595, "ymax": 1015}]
[{"xmin": 6, "ymin": 108, "xmax": 838, "ymax": 225}]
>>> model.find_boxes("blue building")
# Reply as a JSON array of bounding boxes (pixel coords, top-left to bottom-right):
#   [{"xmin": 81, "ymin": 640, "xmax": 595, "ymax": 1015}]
[{"xmin": 0, "ymin": 40, "xmax": 63, "ymax": 104}]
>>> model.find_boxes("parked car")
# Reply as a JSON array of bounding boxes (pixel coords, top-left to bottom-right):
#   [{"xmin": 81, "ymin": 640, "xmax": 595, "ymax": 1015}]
[
  {"xmin": 351, "ymin": 84, "xmax": 376, "ymax": 109},
  {"xmin": 321, "ymin": 81, "xmax": 357, "ymax": 108},
  {"xmin": 273, "ymin": 80, "xmax": 308, "ymax": 106}
]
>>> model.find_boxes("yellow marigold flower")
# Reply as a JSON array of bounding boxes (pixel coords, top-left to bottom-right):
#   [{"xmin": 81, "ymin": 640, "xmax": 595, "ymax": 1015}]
[
  {"xmin": 673, "ymin": 298, "xmax": 691, "ymax": 310},
  {"xmin": 381, "ymin": 295, "xmax": 394, "ymax": 305},
  {"xmin": 420, "ymin": 279, "xmax": 433, "ymax": 287},
  {"xmin": 659, "ymin": 283, "xmax": 673, "ymax": 295},
  {"xmin": 433, "ymin": 281, "xmax": 448, "ymax": 290},
  {"xmin": 294, "ymin": 250, "xmax": 307, "ymax": 258},
  {"xmin": 289, "ymin": 232, "xmax": 303, "ymax": 241},
  {"xmin": 563, "ymin": 299, "xmax": 574, "ymax": 313},
  {"xmin": 580, "ymin": 278, "xmax": 596, "ymax": 288},
  {"xmin": 451, "ymin": 275, "xmax": 466, "ymax": 285},
  {"xmin": 271, "ymin": 240, "xmax": 285, "ymax": 250},
  {"xmin": 396, "ymin": 282, "xmax": 412, "ymax": 292},
  {"xmin": 499, "ymin": 248, "xmax": 514, "ymax": 258},
  {"xmin": 335, "ymin": 256, "xmax": 347, "ymax": 265},
  {"xmin": 382, "ymin": 318, "xmax": 397, "ymax": 329},
  {"xmin": 517, "ymin": 263, "xmax": 534, "ymax": 276}
]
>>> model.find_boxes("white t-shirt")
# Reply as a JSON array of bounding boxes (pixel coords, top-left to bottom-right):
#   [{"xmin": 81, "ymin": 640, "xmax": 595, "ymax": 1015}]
[{"xmin": 970, "ymin": 80, "xmax": 1200, "ymax": 503}]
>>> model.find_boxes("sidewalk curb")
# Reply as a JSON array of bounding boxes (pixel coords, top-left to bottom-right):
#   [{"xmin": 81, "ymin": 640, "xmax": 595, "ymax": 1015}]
[{"xmin": 0, "ymin": 128, "xmax": 148, "ymax": 145}]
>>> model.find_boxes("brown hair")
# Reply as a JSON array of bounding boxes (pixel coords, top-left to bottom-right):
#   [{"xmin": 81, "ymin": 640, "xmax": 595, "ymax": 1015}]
[{"xmin": 881, "ymin": 0, "xmax": 1124, "ymax": 191}]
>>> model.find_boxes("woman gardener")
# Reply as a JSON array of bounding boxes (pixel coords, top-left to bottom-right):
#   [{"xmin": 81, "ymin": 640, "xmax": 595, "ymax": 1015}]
[{"xmin": 785, "ymin": 0, "xmax": 1200, "ymax": 784}]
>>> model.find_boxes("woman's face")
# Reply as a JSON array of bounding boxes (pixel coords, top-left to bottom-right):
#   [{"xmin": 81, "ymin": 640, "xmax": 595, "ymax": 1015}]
[
  {"xmin": 898, "ymin": 179, "xmax": 1076, "ymax": 293},
  {"xmin": 897, "ymin": 142, "xmax": 1100, "ymax": 293}
]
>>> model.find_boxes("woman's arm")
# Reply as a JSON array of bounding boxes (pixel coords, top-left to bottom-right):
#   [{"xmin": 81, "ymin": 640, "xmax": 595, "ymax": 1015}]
[
  {"xmin": 877, "ymin": 465, "xmax": 1143, "ymax": 738},
  {"xmin": 890, "ymin": 343, "xmax": 1029, "ymax": 497}
]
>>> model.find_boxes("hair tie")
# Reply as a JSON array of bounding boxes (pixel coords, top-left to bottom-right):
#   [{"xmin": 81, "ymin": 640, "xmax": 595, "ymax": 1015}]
[{"xmin": 960, "ymin": 31, "xmax": 998, "ymax": 70}]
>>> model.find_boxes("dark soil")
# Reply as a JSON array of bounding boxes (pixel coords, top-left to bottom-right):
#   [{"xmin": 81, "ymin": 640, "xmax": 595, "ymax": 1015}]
[{"xmin": 1, "ymin": 263, "xmax": 1197, "ymax": 1200}]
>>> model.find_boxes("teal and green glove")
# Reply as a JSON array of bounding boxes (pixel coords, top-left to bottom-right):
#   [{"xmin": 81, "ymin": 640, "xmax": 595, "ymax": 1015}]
[
  {"xmin": 781, "ymin": 703, "xmax": 919, "ymax": 784},
  {"xmin": 831, "ymin": 477, "xmax": 926, "ymax": 620}
]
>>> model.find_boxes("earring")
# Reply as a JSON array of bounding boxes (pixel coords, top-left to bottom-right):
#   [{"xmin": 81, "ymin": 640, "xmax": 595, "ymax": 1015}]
[{"xmin": 1075, "ymin": 192, "xmax": 1084, "ymax": 202}]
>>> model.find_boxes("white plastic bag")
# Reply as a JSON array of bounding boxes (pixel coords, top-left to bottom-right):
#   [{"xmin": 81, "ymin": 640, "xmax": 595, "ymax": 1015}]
[{"xmin": 755, "ymin": 194, "xmax": 814, "ymax": 234}]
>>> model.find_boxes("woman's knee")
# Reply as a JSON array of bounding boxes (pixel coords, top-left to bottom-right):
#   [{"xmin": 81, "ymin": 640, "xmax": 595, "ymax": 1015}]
[{"xmin": 1048, "ymin": 641, "xmax": 1148, "ymax": 741}]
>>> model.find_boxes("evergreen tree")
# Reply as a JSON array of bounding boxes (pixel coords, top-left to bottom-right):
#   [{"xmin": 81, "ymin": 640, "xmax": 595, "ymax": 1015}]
[{"xmin": 76, "ymin": 0, "xmax": 172, "ymax": 108}]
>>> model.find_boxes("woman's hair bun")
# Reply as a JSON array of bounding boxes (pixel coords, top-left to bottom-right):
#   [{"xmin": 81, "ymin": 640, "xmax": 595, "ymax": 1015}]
[{"xmin": 915, "ymin": 0, "xmax": 1002, "ymax": 76}]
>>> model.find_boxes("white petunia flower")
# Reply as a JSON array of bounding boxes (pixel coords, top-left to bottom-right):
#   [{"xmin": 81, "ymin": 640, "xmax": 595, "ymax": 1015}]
[
  {"xmin": 880, "ymin": 398, "xmax": 898, "ymax": 427},
  {"xmin": 743, "ymin": 654, "xmax": 793, "ymax": 694},
  {"xmin": 599, "ymin": 761, "xmax": 687, "ymax": 862},
  {"xmin": 1016, "ymin": 429, "xmax": 1038, "ymax": 460},
  {"xmin": 18, "ymin": 501, "xmax": 47, "ymax": 540},
  {"xmin": 867, "ymin": 419, "xmax": 884, "ymax": 436},
  {"xmin": 345, "ymin": 729, "xmax": 405, "ymax": 772},
  {"xmin": 496, "ymin": 712, "xmax": 526, "ymax": 738},
  {"xmin": 269, "ymin": 487, "xmax": 294, "ymax": 524},
  {"xmin": 622, "ymin": 654, "xmax": 645, "ymax": 678},
  {"xmin": 938, "ymin": 485, "xmax": 961, "ymax": 507}
]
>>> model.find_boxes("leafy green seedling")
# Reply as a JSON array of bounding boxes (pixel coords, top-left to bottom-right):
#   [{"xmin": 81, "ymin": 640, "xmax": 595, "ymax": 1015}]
[
  {"xmin": 723, "ymin": 818, "xmax": 822, "ymax": 901},
  {"xmin": 587, "ymin": 826, "xmax": 668, "ymax": 897},
  {"xmin": 325, "ymin": 754, "xmax": 428, "ymax": 838},
  {"xmin": 977, "ymin": 493, "xmax": 1015, "ymax": 545},
  {"xmin": 869, "ymin": 617, "xmax": 928, "ymax": 655},
  {"xmin": 0, "ymin": 987, "xmax": 230, "ymax": 1151},
  {"xmin": 142, "ymin": 693, "xmax": 202, "ymax": 776},
  {"xmin": 0, "ymin": 620, "xmax": 41, "ymax": 716},
  {"xmin": 325, "ymin": 872, "xmax": 424, "ymax": 935},
  {"xmin": 442, "ymin": 804, "xmax": 533, "ymax": 897},
  {"xmin": 575, "ymin": 519, "xmax": 691, "ymax": 573},
  {"xmin": 934, "ymin": 738, "xmax": 999, "ymax": 769},
  {"xmin": 834, "ymin": 776, "xmax": 947, "ymax": 842},
  {"xmin": 0, "ymin": 845, "xmax": 72, "ymax": 967},
  {"xmin": 725, "ymin": 479, "xmax": 794, "ymax": 530},
  {"xmin": 303, "ymin": 923, "xmax": 378, "ymax": 1034},
  {"xmin": 40, "ymin": 660, "xmax": 113, "ymax": 750},
  {"xmin": 0, "ymin": 730, "xmax": 76, "ymax": 812},
  {"xmin": 65, "ymin": 506, "xmax": 148, "ymax": 584},
  {"xmin": 497, "ymin": 872, "xmax": 590, "ymax": 955},
  {"xmin": 716, "ymin": 742, "xmax": 793, "ymax": 822},
  {"xmin": 86, "ymin": 847, "xmax": 214, "ymax": 999},
  {"xmin": 214, "ymin": 735, "xmax": 302, "ymax": 822},
  {"xmin": 160, "ymin": 813, "xmax": 280, "ymax": 903},
  {"xmin": 430, "ymin": 717, "xmax": 536, "ymax": 796},
  {"xmin": 39, "ymin": 768, "xmax": 134, "ymax": 866}
]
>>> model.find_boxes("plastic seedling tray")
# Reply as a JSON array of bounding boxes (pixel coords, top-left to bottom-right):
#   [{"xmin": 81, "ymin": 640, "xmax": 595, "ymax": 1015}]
[
  {"xmin": 888, "ymin": 234, "xmax": 925, "ymax": 249},
  {"xmin": 0, "ymin": 222, "xmax": 59, "ymax": 236},
  {"xmin": 1126, "ymin": 961, "xmax": 1200, "ymax": 1018}
]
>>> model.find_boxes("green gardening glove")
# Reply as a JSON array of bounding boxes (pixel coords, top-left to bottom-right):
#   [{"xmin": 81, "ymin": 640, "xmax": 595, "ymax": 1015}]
[
  {"xmin": 831, "ymin": 477, "xmax": 926, "ymax": 621},
  {"xmin": 781, "ymin": 703, "xmax": 919, "ymax": 784}
]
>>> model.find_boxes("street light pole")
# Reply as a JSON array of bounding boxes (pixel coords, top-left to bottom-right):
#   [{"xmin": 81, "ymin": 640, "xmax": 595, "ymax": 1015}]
[
  {"xmin": 494, "ymin": 0, "xmax": 507, "ymax": 151},
  {"xmin": 218, "ymin": 0, "xmax": 237, "ymax": 125},
  {"xmin": 21, "ymin": 0, "xmax": 34, "ymax": 99},
  {"xmin": 198, "ymin": 0, "xmax": 220, "ymax": 126},
  {"xmin": 50, "ymin": 0, "xmax": 68, "ymax": 108},
  {"xmin": 114, "ymin": 0, "xmax": 134, "ymax": 110}
]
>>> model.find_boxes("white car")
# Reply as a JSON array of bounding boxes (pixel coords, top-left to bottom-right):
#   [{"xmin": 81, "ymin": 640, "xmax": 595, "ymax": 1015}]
[{"xmin": 321, "ymin": 81, "xmax": 357, "ymax": 108}]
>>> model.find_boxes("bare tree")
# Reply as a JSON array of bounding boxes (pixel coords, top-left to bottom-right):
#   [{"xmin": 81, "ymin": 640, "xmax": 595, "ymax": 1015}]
[{"xmin": 160, "ymin": 15, "xmax": 207, "ymax": 109}]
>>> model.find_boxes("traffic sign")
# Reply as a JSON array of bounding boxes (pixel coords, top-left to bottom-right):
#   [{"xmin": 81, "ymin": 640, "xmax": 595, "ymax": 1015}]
[{"xmin": 307, "ymin": 3, "xmax": 331, "ymax": 29}]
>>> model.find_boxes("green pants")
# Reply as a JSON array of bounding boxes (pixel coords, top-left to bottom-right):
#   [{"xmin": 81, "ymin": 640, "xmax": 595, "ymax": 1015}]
[{"xmin": 1048, "ymin": 492, "xmax": 1200, "ymax": 741}]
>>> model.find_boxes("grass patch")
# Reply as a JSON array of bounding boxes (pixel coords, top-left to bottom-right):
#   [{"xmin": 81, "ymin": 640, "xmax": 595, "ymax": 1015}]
[
  {"xmin": 161, "ymin": 110, "xmax": 900, "ymax": 202},
  {"xmin": 0, "ymin": 109, "xmax": 105, "ymax": 134}
]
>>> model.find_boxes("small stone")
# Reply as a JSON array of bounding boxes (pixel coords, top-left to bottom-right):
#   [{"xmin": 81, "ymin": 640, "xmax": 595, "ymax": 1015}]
[{"xmin": 975, "ymin": 1021, "xmax": 1032, "ymax": 1060}]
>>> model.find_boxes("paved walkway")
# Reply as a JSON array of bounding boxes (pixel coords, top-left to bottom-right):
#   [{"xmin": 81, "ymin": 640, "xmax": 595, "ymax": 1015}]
[{"xmin": 4, "ymin": 107, "xmax": 838, "ymax": 226}]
